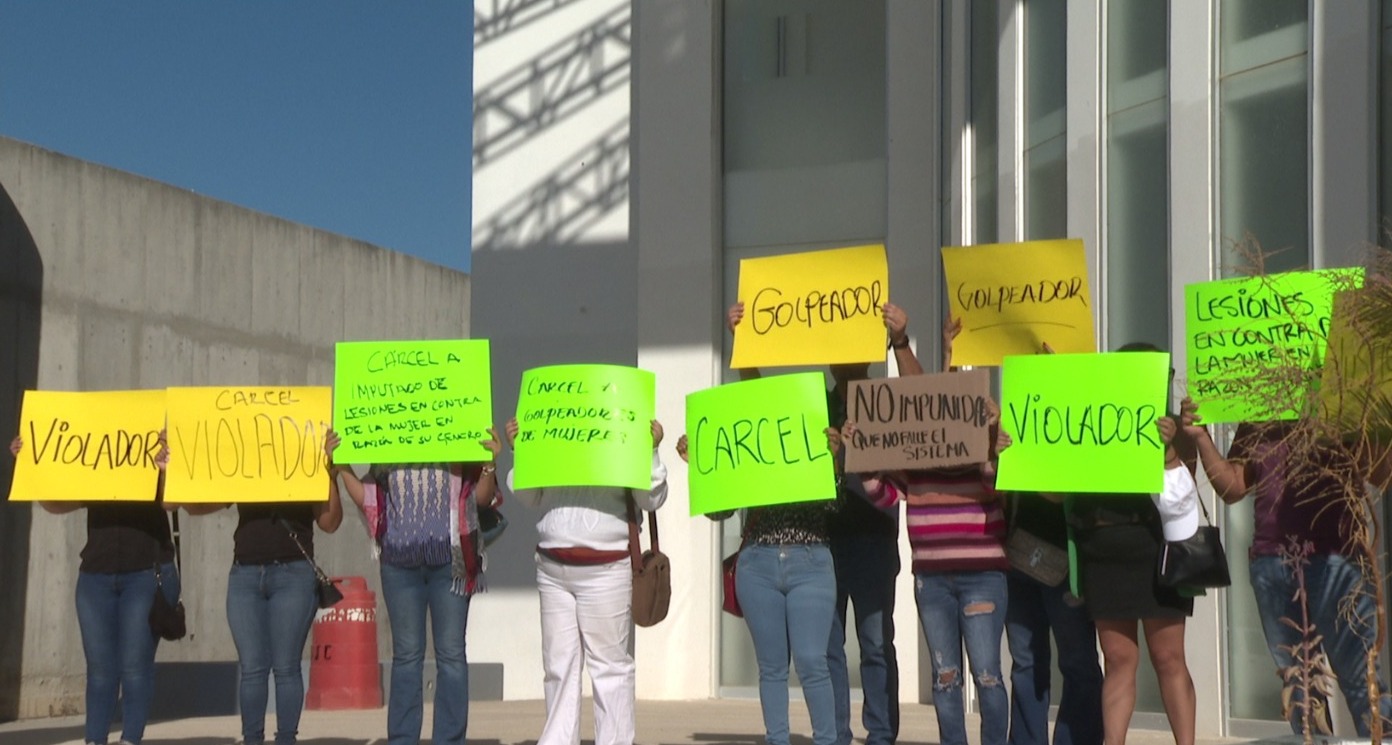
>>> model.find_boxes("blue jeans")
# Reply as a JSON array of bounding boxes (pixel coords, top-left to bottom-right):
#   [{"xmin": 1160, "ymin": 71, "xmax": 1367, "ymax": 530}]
[
  {"xmin": 1250, "ymin": 554, "xmax": 1392, "ymax": 737},
  {"xmin": 828, "ymin": 533, "xmax": 900, "ymax": 745},
  {"xmin": 914, "ymin": 570, "xmax": 1009, "ymax": 745},
  {"xmin": 1005, "ymin": 569, "xmax": 1102, "ymax": 745},
  {"xmin": 380, "ymin": 561, "xmax": 471, "ymax": 745},
  {"xmin": 737, "ymin": 544, "xmax": 838, "ymax": 745},
  {"xmin": 75, "ymin": 563, "xmax": 179, "ymax": 745},
  {"xmin": 227, "ymin": 561, "xmax": 319, "ymax": 745}
]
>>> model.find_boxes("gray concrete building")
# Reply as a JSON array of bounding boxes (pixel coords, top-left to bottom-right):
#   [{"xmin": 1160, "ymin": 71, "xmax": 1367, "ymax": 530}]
[{"xmin": 0, "ymin": 136, "xmax": 471, "ymax": 721}]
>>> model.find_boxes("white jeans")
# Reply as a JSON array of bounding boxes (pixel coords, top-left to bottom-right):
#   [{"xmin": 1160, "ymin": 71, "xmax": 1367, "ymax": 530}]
[{"xmin": 535, "ymin": 555, "xmax": 636, "ymax": 745}]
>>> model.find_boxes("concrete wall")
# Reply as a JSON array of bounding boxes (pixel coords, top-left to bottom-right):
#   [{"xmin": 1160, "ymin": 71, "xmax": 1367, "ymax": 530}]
[{"xmin": 0, "ymin": 136, "xmax": 471, "ymax": 720}]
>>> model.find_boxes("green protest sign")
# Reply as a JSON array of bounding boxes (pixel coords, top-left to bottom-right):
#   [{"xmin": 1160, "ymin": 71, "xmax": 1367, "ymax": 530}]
[
  {"xmin": 685, "ymin": 372, "xmax": 836, "ymax": 515},
  {"xmin": 512, "ymin": 364, "xmax": 656, "ymax": 490},
  {"xmin": 996, "ymin": 352, "xmax": 1168, "ymax": 494},
  {"xmin": 333, "ymin": 340, "xmax": 494, "ymax": 463},
  {"xmin": 1185, "ymin": 268, "xmax": 1363, "ymax": 424}
]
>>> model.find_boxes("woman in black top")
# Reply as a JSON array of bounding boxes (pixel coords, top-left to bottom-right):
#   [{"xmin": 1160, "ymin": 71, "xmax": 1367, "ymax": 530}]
[
  {"xmin": 184, "ymin": 432, "xmax": 344, "ymax": 745},
  {"xmin": 10, "ymin": 435, "xmax": 179, "ymax": 745}
]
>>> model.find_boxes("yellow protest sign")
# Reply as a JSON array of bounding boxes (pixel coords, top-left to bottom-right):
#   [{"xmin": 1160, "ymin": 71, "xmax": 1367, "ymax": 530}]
[
  {"xmin": 941, "ymin": 239, "xmax": 1096, "ymax": 366},
  {"xmin": 731, "ymin": 244, "xmax": 890, "ymax": 368},
  {"xmin": 9, "ymin": 390, "xmax": 165, "ymax": 501},
  {"xmin": 164, "ymin": 386, "xmax": 332, "ymax": 503}
]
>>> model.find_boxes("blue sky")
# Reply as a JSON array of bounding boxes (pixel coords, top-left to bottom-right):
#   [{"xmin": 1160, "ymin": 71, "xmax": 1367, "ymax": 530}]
[{"xmin": 0, "ymin": 2, "xmax": 474, "ymax": 271}]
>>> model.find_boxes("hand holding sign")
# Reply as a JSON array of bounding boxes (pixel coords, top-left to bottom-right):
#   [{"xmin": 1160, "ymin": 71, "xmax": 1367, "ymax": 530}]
[
  {"xmin": 731, "ymin": 244, "xmax": 890, "ymax": 368},
  {"xmin": 10, "ymin": 390, "xmax": 167, "ymax": 502},
  {"xmin": 512, "ymin": 365, "xmax": 656, "ymax": 490},
  {"xmin": 685, "ymin": 373, "xmax": 836, "ymax": 514},
  {"xmin": 334, "ymin": 339, "xmax": 494, "ymax": 463},
  {"xmin": 941, "ymin": 240, "xmax": 1095, "ymax": 366},
  {"xmin": 996, "ymin": 352, "xmax": 1169, "ymax": 494},
  {"xmin": 165, "ymin": 386, "xmax": 332, "ymax": 503},
  {"xmin": 843, "ymin": 370, "xmax": 993, "ymax": 473},
  {"xmin": 1185, "ymin": 268, "xmax": 1362, "ymax": 424}
]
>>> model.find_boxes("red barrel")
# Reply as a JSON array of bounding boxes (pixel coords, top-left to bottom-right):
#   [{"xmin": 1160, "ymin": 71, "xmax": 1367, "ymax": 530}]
[{"xmin": 306, "ymin": 576, "xmax": 382, "ymax": 709}]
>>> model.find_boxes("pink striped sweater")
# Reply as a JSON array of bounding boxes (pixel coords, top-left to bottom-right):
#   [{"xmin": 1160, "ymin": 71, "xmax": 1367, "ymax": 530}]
[{"xmin": 868, "ymin": 466, "xmax": 1008, "ymax": 574}]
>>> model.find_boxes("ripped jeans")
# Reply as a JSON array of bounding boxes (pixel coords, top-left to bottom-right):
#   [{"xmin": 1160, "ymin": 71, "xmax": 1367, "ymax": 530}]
[{"xmin": 914, "ymin": 570, "xmax": 1008, "ymax": 745}]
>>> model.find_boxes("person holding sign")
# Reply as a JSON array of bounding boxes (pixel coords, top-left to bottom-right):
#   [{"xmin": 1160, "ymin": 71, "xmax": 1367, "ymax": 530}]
[
  {"xmin": 503, "ymin": 417, "xmax": 668, "ymax": 745},
  {"xmin": 330, "ymin": 429, "xmax": 505, "ymax": 745},
  {"xmin": 180, "ymin": 433, "xmax": 346, "ymax": 745},
  {"xmin": 676, "ymin": 429, "xmax": 842, "ymax": 745},
  {"xmin": 842, "ymin": 400, "xmax": 1014, "ymax": 745},
  {"xmin": 9, "ymin": 434, "xmax": 180, "ymax": 745},
  {"xmin": 704, "ymin": 301, "xmax": 870, "ymax": 745},
  {"xmin": 1067, "ymin": 345, "xmax": 1199, "ymax": 745},
  {"xmin": 1180, "ymin": 402, "xmax": 1392, "ymax": 737},
  {"xmin": 991, "ymin": 335, "xmax": 1103, "ymax": 745},
  {"xmin": 826, "ymin": 301, "xmax": 920, "ymax": 745}
]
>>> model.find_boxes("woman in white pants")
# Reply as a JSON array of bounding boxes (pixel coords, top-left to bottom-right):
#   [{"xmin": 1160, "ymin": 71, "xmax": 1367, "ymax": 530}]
[{"xmin": 504, "ymin": 418, "xmax": 668, "ymax": 745}]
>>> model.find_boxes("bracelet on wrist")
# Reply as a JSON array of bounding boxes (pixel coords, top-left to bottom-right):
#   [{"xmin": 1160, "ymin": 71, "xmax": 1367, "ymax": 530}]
[{"xmin": 888, "ymin": 336, "xmax": 910, "ymax": 350}]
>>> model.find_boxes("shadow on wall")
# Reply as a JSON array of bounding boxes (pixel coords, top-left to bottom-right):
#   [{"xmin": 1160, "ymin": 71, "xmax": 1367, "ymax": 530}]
[
  {"xmin": 471, "ymin": 239, "xmax": 639, "ymax": 590},
  {"xmin": 0, "ymin": 178, "xmax": 43, "ymax": 721}
]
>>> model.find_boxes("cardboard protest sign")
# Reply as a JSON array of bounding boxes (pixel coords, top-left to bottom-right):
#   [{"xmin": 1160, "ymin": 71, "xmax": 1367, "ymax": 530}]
[
  {"xmin": 685, "ymin": 372, "xmax": 836, "ymax": 514},
  {"xmin": 9, "ymin": 390, "xmax": 166, "ymax": 501},
  {"xmin": 844, "ymin": 369, "xmax": 992, "ymax": 472},
  {"xmin": 731, "ymin": 244, "xmax": 889, "ymax": 368},
  {"xmin": 996, "ymin": 352, "xmax": 1168, "ymax": 493},
  {"xmin": 1186, "ymin": 268, "xmax": 1363, "ymax": 424},
  {"xmin": 164, "ymin": 386, "xmax": 332, "ymax": 503},
  {"xmin": 512, "ymin": 365, "xmax": 656, "ymax": 491},
  {"xmin": 940, "ymin": 239, "xmax": 1095, "ymax": 366},
  {"xmin": 333, "ymin": 339, "xmax": 494, "ymax": 464}
]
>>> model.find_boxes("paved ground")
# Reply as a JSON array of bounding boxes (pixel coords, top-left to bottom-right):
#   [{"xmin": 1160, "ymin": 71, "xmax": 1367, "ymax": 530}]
[{"xmin": 0, "ymin": 699, "xmax": 1255, "ymax": 745}]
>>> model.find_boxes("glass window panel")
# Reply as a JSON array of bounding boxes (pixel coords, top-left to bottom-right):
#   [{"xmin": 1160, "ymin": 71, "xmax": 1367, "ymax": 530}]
[
  {"xmin": 1024, "ymin": 0, "xmax": 1067, "ymax": 241},
  {"xmin": 723, "ymin": 0, "xmax": 887, "ymax": 249},
  {"xmin": 1218, "ymin": 55, "xmax": 1310, "ymax": 277},
  {"xmin": 1220, "ymin": 0, "xmax": 1309, "ymax": 73}
]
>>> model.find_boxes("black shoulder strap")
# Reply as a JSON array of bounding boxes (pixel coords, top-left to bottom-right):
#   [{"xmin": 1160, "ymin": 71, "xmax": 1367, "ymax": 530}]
[{"xmin": 170, "ymin": 510, "xmax": 182, "ymax": 575}]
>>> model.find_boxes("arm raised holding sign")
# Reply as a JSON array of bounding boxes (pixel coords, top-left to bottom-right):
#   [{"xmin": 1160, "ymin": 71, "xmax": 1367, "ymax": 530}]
[
  {"xmin": 9, "ymin": 431, "xmax": 180, "ymax": 745},
  {"xmin": 326, "ymin": 423, "xmax": 503, "ymax": 743},
  {"xmin": 174, "ymin": 428, "xmax": 349, "ymax": 745}
]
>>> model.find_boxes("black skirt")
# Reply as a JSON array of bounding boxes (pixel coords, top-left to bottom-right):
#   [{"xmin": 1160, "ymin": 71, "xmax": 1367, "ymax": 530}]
[{"xmin": 1075, "ymin": 522, "xmax": 1193, "ymax": 620}]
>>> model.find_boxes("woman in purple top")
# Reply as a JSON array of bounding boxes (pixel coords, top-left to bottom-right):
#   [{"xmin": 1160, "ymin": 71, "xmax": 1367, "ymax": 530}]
[{"xmin": 1185, "ymin": 402, "xmax": 1392, "ymax": 736}]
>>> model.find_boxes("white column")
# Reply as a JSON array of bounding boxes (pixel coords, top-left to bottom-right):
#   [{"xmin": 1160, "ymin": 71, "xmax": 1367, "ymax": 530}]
[
  {"xmin": 1065, "ymin": 0, "xmax": 1102, "ymax": 344},
  {"xmin": 631, "ymin": 0, "xmax": 723, "ymax": 700},
  {"xmin": 1312, "ymin": 2, "xmax": 1378, "ymax": 268},
  {"xmin": 885, "ymin": 0, "xmax": 946, "ymax": 704}
]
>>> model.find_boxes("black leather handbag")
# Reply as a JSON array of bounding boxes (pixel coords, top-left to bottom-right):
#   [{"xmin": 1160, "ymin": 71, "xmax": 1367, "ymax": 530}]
[{"xmin": 1157, "ymin": 496, "xmax": 1231, "ymax": 589}]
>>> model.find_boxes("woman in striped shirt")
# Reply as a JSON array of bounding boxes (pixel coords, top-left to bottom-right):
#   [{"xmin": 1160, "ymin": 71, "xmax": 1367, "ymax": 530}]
[{"xmin": 846, "ymin": 407, "xmax": 1012, "ymax": 745}]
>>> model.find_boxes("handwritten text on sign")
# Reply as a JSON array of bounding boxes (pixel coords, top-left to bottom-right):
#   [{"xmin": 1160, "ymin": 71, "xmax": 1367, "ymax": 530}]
[
  {"xmin": 940, "ymin": 239, "xmax": 1095, "ymax": 366},
  {"xmin": 1185, "ymin": 268, "xmax": 1363, "ymax": 424},
  {"xmin": 512, "ymin": 365, "xmax": 655, "ymax": 491},
  {"xmin": 165, "ymin": 386, "xmax": 332, "ymax": 503},
  {"xmin": 731, "ymin": 244, "xmax": 890, "ymax": 368},
  {"xmin": 845, "ymin": 369, "xmax": 992, "ymax": 472},
  {"xmin": 685, "ymin": 372, "xmax": 835, "ymax": 514},
  {"xmin": 996, "ymin": 352, "xmax": 1169, "ymax": 494},
  {"xmin": 9, "ymin": 390, "xmax": 166, "ymax": 502},
  {"xmin": 334, "ymin": 340, "xmax": 493, "ymax": 463}
]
